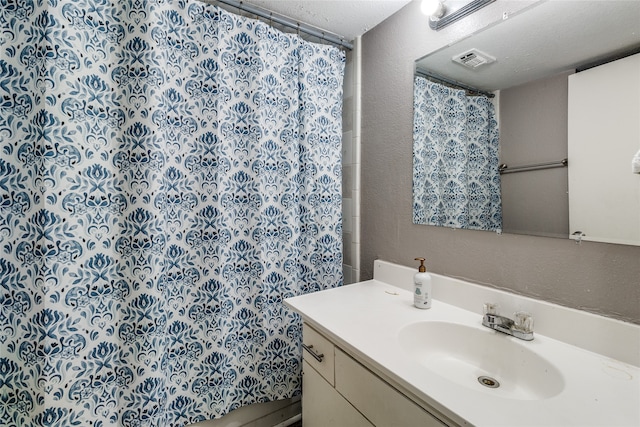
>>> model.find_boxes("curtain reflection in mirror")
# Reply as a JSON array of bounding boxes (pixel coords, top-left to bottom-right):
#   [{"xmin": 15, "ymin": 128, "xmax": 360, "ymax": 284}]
[{"xmin": 413, "ymin": 77, "xmax": 502, "ymax": 231}]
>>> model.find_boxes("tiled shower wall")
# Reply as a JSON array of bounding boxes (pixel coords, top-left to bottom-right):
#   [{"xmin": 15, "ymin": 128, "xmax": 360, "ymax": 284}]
[{"xmin": 342, "ymin": 37, "xmax": 361, "ymax": 284}]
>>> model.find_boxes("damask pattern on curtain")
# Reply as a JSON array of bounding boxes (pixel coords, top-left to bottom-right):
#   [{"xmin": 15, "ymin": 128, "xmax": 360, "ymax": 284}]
[
  {"xmin": 0, "ymin": 1, "xmax": 344, "ymax": 426},
  {"xmin": 413, "ymin": 76, "xmax": 502, "ymax": 231}
]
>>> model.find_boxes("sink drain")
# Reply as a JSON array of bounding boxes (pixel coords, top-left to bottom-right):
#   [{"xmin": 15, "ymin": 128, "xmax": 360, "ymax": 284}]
[{"xmin": 478, "ymin": 376, "xmax": 500, "ymax": 388}]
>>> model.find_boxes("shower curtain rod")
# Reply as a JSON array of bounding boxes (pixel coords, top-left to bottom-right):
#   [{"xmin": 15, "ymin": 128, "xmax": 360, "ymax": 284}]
[
  {"xmin": 416, "ymin": 69, "xmax": 495, "ymax": 98},
  {"xmin": 210, "ymin": 0, "xmax": 354, "ymax": 50}
]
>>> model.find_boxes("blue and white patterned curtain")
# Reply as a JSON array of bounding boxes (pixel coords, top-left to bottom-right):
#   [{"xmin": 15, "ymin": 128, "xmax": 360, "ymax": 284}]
[
  {"xmin": 0, "ymin": 1, "xmax": 344, "ymax": 426},
  {"xmin": 413, "ymin": 77, "xmax": 502, "ymax": 230}
]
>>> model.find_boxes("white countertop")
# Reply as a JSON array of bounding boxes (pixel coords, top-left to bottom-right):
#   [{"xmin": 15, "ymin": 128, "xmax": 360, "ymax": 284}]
[{"xmin": 285, "ymin": 278, "xmax": 640, "ymax": 426}]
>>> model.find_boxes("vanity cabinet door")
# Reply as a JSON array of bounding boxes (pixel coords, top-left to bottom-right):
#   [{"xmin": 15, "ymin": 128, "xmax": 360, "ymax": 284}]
[
  {"xmin": 302, "ymin": 360, "xmax": 373, "ymax": 427},
  {"xmin": 334, "ymin": 348, "xmax": 447, "ymax": 427},
  {"xmin": 302, "ymin": 324, "xmax": 335, "ymax": 385}
]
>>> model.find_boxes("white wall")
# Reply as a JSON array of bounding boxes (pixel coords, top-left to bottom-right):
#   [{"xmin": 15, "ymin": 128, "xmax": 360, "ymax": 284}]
[{"xmin": 568, "ymin": 53, "xmax": 640, "ymax": 246}]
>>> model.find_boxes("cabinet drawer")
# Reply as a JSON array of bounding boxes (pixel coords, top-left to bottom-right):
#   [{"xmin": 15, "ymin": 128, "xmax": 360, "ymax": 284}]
[
  {"xmin": 335, "ymin": 348, "xmax": 446, "ymax": 427},
  {"xmin": 302, "ymin": 324, "xmax": 335, "ymax": 386}
]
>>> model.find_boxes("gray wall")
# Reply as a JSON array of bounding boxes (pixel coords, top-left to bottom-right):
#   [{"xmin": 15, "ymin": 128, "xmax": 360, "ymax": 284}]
[
  {"xmin": 500, "ymin": 71, "xmax": 571, "ymax": 238},
  {"xmin": 360, "ymin": 0, "xmax": 640, "ymax": 324}
]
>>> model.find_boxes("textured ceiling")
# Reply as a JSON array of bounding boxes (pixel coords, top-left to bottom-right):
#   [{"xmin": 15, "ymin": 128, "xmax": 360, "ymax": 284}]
[
  {"xmin": 415, "ymin": 1, "xmax": 640, "ymax": 91},
  {"xmin": 234, "ymin": 0, "xmax": 412, "ymax": 41}
]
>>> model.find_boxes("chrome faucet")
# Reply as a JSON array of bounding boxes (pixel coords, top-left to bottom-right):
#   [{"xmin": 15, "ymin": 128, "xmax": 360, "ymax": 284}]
[{"xmin": 482, "ymin": 303, "xmax": 534, "ymax": 341}]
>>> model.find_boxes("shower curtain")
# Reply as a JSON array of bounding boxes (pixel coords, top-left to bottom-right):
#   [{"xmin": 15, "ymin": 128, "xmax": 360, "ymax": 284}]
[
  {"xmin": 0, "ymin": 1, "xmax": 344, "ymax": 426},
  {"xmin": 413, "ymin": 76, "xmax": 502, "ymax": 230}
]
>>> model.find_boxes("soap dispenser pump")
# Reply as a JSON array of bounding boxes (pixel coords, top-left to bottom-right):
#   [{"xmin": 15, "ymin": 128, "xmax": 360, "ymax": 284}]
[{"xmin": 413, "ymin": 257, "xmax": 432, "ymax": 309}]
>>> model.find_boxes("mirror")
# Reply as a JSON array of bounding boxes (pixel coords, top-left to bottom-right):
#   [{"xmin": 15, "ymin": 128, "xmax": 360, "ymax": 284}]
[{"xmin": 413, "ymin": 1, "xmax": 640, "ymax": 240}]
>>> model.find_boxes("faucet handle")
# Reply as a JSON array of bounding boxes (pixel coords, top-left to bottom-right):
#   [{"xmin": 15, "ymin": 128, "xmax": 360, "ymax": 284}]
[
  {"xmin": 514, "ymin": 311, "xmax": 534, "ymax": 333},
  {"xmin": 483, "ymin": 302, "xmax": 498, "ymax": 315}
]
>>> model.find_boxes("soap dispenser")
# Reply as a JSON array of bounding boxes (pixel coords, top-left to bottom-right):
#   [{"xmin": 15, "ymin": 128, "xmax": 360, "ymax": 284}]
[{"xmin": 413, "ymin": 257, "xmax": 432, "ymax": 309}]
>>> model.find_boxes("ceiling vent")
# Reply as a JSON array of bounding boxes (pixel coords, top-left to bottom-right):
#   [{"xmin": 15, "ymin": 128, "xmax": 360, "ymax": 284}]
[{"xmin": 452, "ymin": 49, "xmax": 496, "ymax": 69}]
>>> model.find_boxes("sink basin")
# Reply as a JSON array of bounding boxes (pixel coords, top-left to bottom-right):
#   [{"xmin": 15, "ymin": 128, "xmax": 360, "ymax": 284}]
[{"xmin": 397, "ymin": 321, "xmax": 565, "ymax": 400}]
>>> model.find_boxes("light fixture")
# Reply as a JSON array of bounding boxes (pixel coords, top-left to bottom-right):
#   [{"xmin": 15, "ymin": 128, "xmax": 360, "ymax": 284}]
[
  {"xmin": 423, "ymin": 0, "xmax": 496, "ymax": 31},
  {"xmin": 420, "ymin": 0, "xmax": 446, "ymax": 20}
]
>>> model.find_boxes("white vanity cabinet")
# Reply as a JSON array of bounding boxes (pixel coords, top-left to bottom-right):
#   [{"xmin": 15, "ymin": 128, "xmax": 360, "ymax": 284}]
[
  {"xmin": 302, "ymin": 359, "xmax": 373, "ymax": 427},
  {"xmin": 287, "ymin": 262, "xmax": 640, "ymax": 427},
  {"xmin": 301, "ymin": 323, "xmax": 372, "ymax": 426},
  {"xmin": 302, "ymin": 323, "xmax": 447, "ymax": 427}
]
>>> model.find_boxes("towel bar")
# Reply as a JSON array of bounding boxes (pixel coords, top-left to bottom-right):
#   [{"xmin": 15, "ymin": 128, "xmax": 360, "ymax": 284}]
[{"xmin": 499, "ymin": 158, "xmax": 568, "ymax": 174}]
